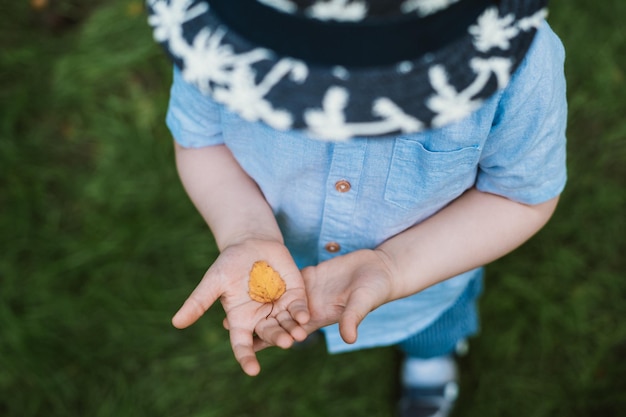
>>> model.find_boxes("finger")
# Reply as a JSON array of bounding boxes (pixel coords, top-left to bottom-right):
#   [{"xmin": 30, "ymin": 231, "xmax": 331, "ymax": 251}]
[
  {"xmin": 255, "ymin": 317, "xmax": 294, "ymax": 349},
  {"xmin": 253, "ymin": 335, "xmax": 272, "ymax": 352},
  {"xmin": 275, "ymin": 310, "xmax": 308, "ymax": 342},
  {"xmin": 223, "ymin": 317, "xmax": 229, "ymax": 330},
  {"xmin": 230, "ymin": 326, "xmax": 261, "ymax": 377},
  {"xmin": 172, "ymin": 272, "xmax": 222, "ymax": 329},
  {"xmin": 286, "ymin": 297, "xmax": 310, "ymax": 326}
]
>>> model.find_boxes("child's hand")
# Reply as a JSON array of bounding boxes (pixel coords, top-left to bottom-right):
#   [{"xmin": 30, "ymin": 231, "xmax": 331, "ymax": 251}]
[
  {"xmin": 252, "ymin": 249, "xmax": 395, "ymax": 351},
  {"xmin": 172, "ymin": 239, "xmax": 309, "ymax": 376}
]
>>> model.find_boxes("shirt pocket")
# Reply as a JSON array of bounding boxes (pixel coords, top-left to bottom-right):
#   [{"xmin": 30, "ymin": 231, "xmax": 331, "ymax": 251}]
[{"xmin": 384, "ymin": 138, "xmax": 480, "ymax": 210}]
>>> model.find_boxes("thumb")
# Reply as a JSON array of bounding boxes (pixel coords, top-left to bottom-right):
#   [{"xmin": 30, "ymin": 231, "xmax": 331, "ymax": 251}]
[
  {"xmin": 172, "ymin": 271, "xmax": 222, "ymax": 329},
  {"xmin": 337, "ymin": 289, "xmax": 372, "ymax": 344}
]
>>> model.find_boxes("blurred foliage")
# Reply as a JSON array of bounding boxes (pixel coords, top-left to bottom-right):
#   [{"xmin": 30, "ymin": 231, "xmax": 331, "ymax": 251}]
[{"xmin": 0, "ymin": 1, "xmax": 624, "ymax": 416}]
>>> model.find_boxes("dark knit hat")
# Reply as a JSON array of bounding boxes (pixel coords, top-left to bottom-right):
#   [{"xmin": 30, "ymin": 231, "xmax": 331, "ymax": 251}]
[{"xmin": 147, "ymin": 0, "xmax": 548, "ymax": 139}]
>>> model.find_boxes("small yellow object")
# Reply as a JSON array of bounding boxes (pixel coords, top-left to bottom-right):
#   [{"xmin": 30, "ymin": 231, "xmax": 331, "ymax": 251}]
[
  {"xmin": 126, "ymin": 1, "xmax": 144, "ymax": 17},
  {"xmin": 30, "ymin": 0, "xmax": 48, "ymax": 10},
  {"xmin": 248, "ymin": 261, "xmax": 286, "ymax": 303}
]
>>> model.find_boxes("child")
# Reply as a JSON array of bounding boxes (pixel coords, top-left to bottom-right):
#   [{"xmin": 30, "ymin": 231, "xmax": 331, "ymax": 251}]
[{"xmin": 147, "ymin": 1, "xmax": 567, "ymax": 416}]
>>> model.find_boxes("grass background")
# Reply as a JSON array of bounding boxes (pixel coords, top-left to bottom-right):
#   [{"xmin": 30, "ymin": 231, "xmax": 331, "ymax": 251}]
[{"xmin": 1, "ymin": 1, "xmax": 624, "ymax": 416}]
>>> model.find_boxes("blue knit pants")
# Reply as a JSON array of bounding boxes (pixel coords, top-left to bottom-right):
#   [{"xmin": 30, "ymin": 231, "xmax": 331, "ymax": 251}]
[{"xmin": 397, "ymin": 274, "xmax": 483, "ymax": 359}]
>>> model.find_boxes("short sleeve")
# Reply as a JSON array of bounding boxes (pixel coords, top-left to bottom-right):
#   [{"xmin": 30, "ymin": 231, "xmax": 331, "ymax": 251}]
[
  {"xmin": 166, "ymin": 66, "xmax": 224, "ymax": 148},
  {"xmin": 476, "ymin": 23, "xmax": 567, "ymax": 205}
]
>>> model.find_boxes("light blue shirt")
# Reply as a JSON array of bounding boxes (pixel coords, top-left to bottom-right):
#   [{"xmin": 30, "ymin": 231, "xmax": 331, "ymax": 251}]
[{"xmin": 165, "ymin": 23, "xmax": 567, "ymax": 353}]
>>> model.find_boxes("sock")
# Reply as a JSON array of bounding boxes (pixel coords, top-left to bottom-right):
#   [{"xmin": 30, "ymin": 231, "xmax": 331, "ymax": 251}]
[{"xmin": 401, "ymin": 355, "xmax": 458, "ymax": 387}]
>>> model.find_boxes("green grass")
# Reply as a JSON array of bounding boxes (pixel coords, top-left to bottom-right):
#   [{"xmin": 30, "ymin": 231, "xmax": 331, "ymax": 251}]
[{"xmin": 1, "ymin": 1, "xmax": 624, "ymax": 416}]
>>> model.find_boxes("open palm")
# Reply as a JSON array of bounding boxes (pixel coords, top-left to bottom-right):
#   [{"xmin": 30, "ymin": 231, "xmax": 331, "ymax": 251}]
[{"xmin": 172, "ymin": 239, "xmax": 309, "ymax": 376}]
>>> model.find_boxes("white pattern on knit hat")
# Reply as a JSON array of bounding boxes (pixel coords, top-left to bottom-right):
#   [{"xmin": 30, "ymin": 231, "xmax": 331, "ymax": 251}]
[
  {"xmin": 182, "ymin": 28, "xmax": 269, "ymax": 91},
  {"xmin": 184, "ymin": 29, "xmax": 271, "ymax": 93},
  {"xmin": 148, "ymin": 0, "xmax": 309, "ymax": 130},
  {"xmin": 421, "ymin": 6, "xmax": 545, "ymax": 128},
  {"xmin": 148, "ymin": 0, "xmax": 208, "ymax": 43},
  {"xmin": 470, "ymin": 7, "xmax": 519, "ymax": 52},
  {"xmin": 257, "ymin": 0, "xmax": 298, "ymax": 13},
  {"xmin": 214, "ymin": 63, "xmax": 291, "ymax": 130},
  {"xmin": 259, "ymin": 0, "xmax": 368, "ymax": 21},
  {"xmin": 401, "ymin": 0, "xmax": 460, "ymax": 17},
  {"xmin": 470, "ymin": 7, "xmax": 548, "ymax": 52},
  {"xmin": 306, "ymin": 0, "xmax": 368, "ymax": 21},
  {"xmin": 304, "ymin": 87, "xmax": 422, "ymax": 140},
  {"xmin": 427, "ymin": 57, "xmax": 512, "ymax": 127},
  {"xmin": 211, "ymin": 58, "xmax": 308, "ymax": 130},
  {"xmin": 518, "ymin": 8, "xmax": 549, "ymax": 30}
]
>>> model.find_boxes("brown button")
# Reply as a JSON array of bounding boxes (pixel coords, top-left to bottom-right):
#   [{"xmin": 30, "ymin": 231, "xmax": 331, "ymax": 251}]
[
  {"xmin": 335, "ymin": 180, "xmax": 351, "ymax": 193},
  {"xmin": 324, "ymin": 242, "xmax": 341, "ymax": 253}
]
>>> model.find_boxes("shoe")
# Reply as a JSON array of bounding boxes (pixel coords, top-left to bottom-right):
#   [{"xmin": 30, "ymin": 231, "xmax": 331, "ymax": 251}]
[
  {"xmin": 397, "ymin": 381, "xmax": 459, "ymax": 417},
  {"xmin": 397, "ymin": 355, "xmax": 459, "ymax": 417}
]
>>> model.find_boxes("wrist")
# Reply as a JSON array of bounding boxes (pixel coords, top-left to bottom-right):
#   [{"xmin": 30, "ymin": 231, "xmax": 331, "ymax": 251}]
[
  {"xmin": 371, "ymin": 247, "xmax": 402, "ymax": 302},
  {"xmin": 217, "ymin": 230, "xmax": 284, "ymax": 252}
]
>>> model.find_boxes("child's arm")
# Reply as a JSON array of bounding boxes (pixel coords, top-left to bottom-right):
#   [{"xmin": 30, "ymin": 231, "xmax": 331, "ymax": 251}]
[
  {"xmin": 172, "ymin": 142, "xmax": 309, "ymax": 376},
  {"xmin": 252, "ymin": 187, "xmax": 558, "ymax": 349},
  {"xmin": 378, "ymin": 188, "xmax": 560, "ymax": 308}
]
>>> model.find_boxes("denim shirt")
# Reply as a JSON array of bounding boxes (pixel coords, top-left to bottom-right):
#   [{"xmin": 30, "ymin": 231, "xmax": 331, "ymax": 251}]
[{"xmin": 166, "ymin": 23, "xmax": 567, "ymax": 353}]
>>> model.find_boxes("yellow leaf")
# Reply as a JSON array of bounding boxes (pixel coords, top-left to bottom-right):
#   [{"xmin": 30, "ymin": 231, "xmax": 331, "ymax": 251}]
[{"xmin": 248, "ymin": 261, "xmax": 286, "ymax": 303}]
